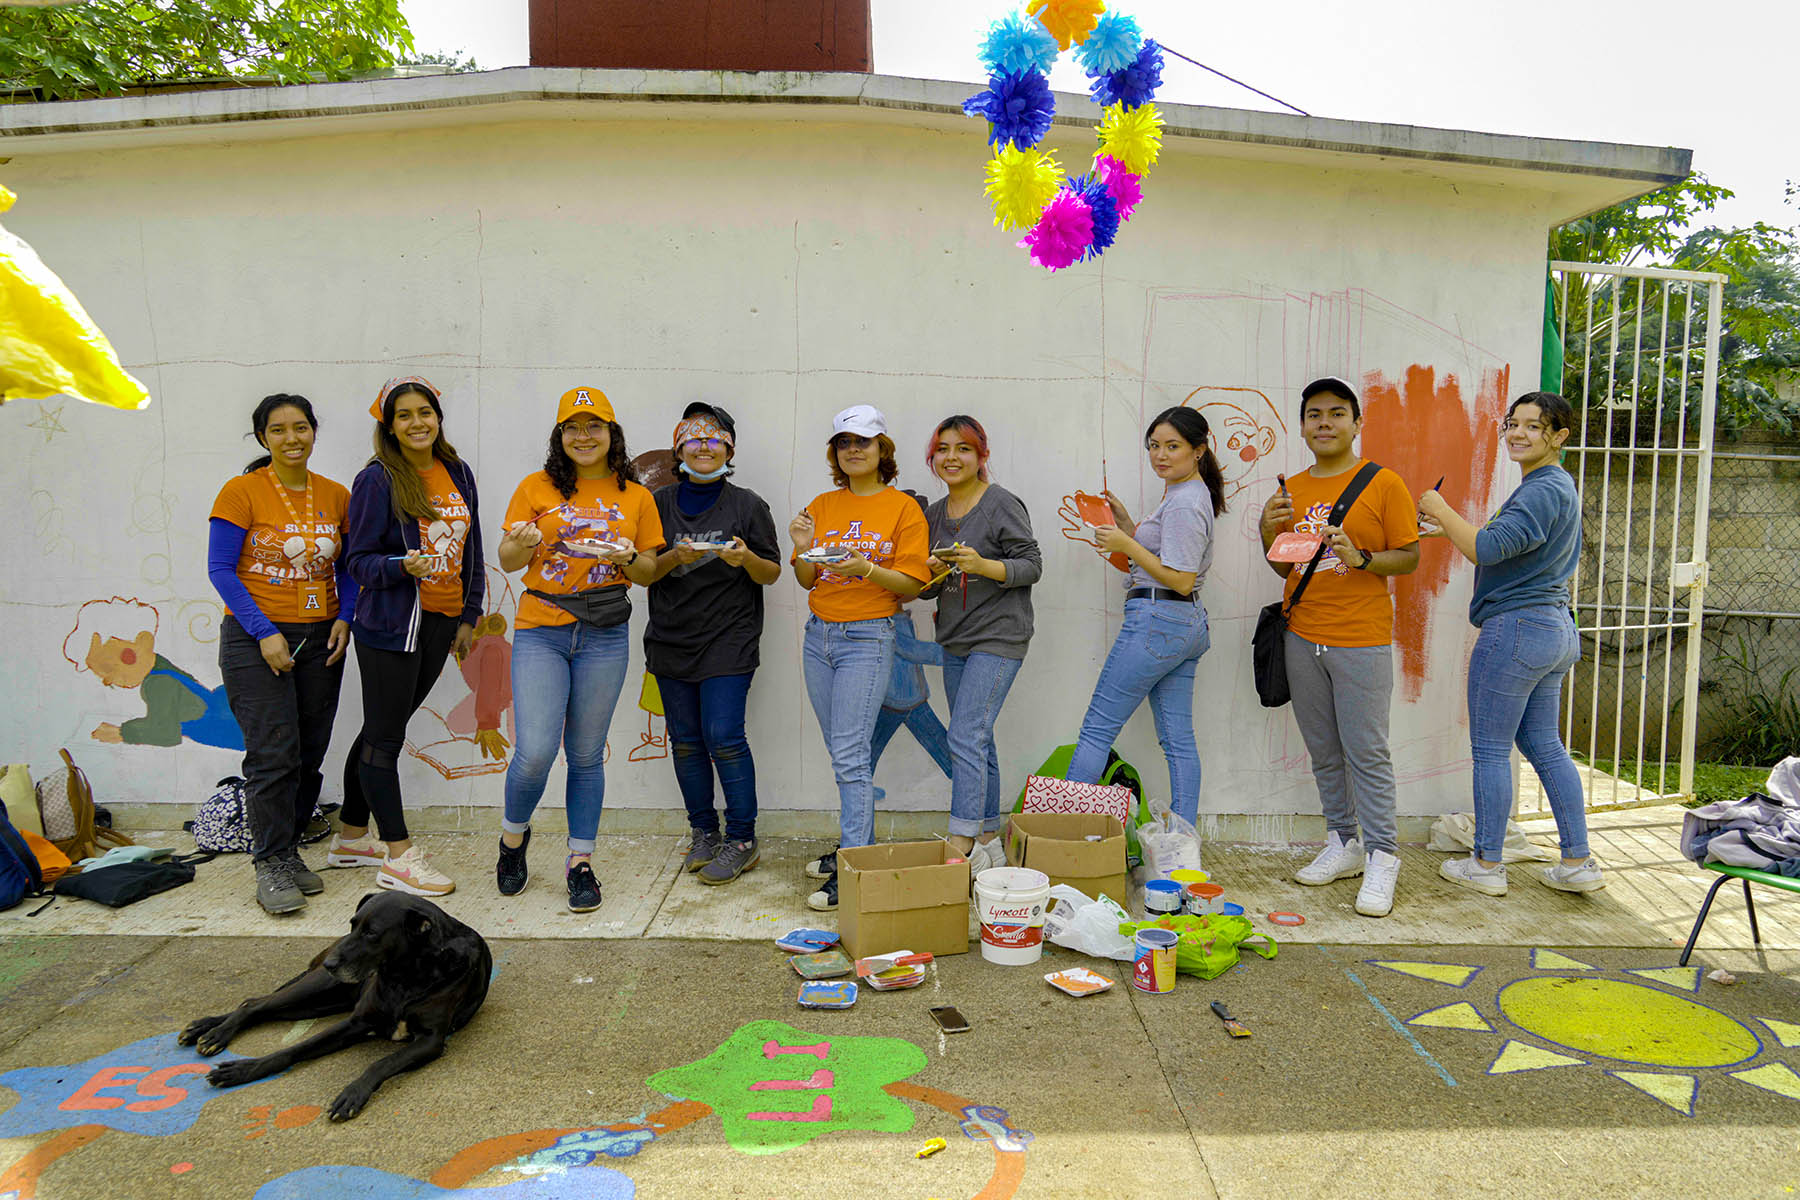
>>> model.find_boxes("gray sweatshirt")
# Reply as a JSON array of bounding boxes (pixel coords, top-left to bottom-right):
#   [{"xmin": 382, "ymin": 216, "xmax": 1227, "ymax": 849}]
[{"xmin": 923, "ymin": 484, "xmax": 1042, "ymax": 660}]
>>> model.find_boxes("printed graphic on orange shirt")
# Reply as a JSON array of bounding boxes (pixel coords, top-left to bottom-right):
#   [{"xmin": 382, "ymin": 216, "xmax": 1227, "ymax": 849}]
[
  {"xmin": 419, "ymin": 481, "xmax": 470, "ymax": 584},
  {"xmin": 1292, "ymin": 500, "xmax": 1350, "ymax": 575},
  {"xmin": 542, "ymin": 499, "xmax": 628, "ymax": 589}
]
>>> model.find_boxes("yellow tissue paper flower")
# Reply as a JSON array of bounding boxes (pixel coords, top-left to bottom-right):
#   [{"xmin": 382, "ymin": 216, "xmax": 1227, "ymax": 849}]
[
  {"xmin": 1027, "ymin": 0, "xmax": 1106, "ymax": 52},
  {"xmin": 984, "ymin": 144, "xmax": 1066, "ymax": 231},
  {"xmin": 1097, "ymin": 100, "xmax": 1164, "ymax": 176},
  {"xmin": 0, "ymin": 185, "xmax": 151, "ymax": 411}
]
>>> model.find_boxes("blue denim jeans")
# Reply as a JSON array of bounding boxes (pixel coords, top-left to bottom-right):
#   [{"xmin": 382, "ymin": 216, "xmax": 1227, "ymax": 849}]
[
  {"xmin": 870, "ymin": 701, "xmax": 954, "ymax": 782},
  {"xmin": 802, "ymin": 615, "xmax": 895, "ymax": 851},
  {"xmin": 941, "ymin": 651, "xmax": 1025, "ymax": 837},
  {"xmin": 1469, "ymin": 605, "xmax": 1588, "ymax": 862},
  {"xmin": 1068, "ymin": 597, "xmax": 1211, "ymax": 824},
  {"xmin": 503, "ymin": 620, "xmax": 630, "ymax": 854},
  {"xmin": 660, "ymin": 671, "xmax": 758, "ymax": 841}
]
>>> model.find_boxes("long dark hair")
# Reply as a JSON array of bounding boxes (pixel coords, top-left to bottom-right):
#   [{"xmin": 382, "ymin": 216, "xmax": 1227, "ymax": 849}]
[
  {"xmin": 371, "ymin": 381, "xmax": 463, "ymax": 522},
  {"xmin": 545, "ymin": 418, "xmax": 638, "ymax": 500},
  {"xmin": 243, "ymin": 393, "xmax": 319, "ymax": 473},
  {"xmin": 1146, "ymin": 407, "xmax": 1228, "ymax": 517}
]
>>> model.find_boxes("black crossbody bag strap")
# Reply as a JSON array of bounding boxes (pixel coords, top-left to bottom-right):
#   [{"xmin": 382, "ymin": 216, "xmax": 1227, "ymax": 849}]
[{"xmin": 1282, "ymin": 461, "xmax": 1383, "ymax": 617}]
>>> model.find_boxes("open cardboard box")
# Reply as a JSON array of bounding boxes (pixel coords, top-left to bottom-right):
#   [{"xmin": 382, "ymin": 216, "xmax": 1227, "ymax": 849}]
[
  {"xmin": 1006, "ymin": 812, "xmax": 1129, "ymax": 908},
  {"xmin": 836, "ymin": 841, "xmax": 971, "ymax": 959}
]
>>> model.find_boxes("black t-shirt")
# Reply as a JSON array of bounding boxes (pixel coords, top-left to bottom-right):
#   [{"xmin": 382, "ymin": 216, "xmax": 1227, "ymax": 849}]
[{"xmin": 644, "ymin": 480, "xmax": 781, "ymax": 681}]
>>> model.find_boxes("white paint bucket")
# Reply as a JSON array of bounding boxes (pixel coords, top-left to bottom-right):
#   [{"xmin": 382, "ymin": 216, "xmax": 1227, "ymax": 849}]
[{"xmin": 973, "ymin": 867, "xmax": 1052, "ymax": 965}]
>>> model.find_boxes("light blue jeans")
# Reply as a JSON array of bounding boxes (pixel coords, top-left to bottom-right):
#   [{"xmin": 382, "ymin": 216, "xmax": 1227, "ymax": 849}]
[
  {"xmin": 941, "ymin": 651, "xmax": 1026, "ymax": 838},
  {"xmin": 503, "ymin": 621, "xmax": 630, "ymax": 854},
  {"xmin": 1068, "ymin": 597, "xmax": 1211, "ymax": 824},
  {"xmin": 1469, "ymin": 605, "xmax": 1588, "ymax": 862},
  {"xmin": 803, "ymin": 615, "xmax": 896, "ymax": 852}
]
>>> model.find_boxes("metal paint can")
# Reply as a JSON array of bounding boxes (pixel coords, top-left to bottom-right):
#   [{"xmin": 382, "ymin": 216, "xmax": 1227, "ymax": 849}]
[
  {"xmin": 1131, "ymin": 927, "xmax": 1179, "ymax": 994},
  {"xmin": 1184, "ymin": 882, "xmax": 1225, "ymax": 915},
  {"xmin": 1143, "ymin": 878, "xmax": 1185, "ymax": 915}
]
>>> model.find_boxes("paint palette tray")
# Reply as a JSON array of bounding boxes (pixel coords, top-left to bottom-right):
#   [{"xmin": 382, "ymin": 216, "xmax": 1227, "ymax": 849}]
[
  {"xmin": 855, "ymin": 951, "xmax": 931, "ymax": 991},
  {"xmin": 789, "ymin": 950, "xmax": 854, "ymax": 980},
  {"xmin": 1266, "ymin": 531, "xmax": 1324, "ymax": 563},
  {"xmin": 797, "ymin": 546, "xmax": 851, "ymax": 564},
  {"xmin": 681, "ymin": 539, "xmax": 734, "ymax": 551},
  {"xmin": 564, "ymin": 538, "xmax": 630, "ymax": 557},
  {"xmin": 1045, "ymin": 967, "xmax": 1115, "ymax": 997},
  {"xmin": 797, "ymin": 980, "xmax": 858, "ymax": 1009},
  {"xmin": 775, "ymin": 928, "xmax": 839, "ymax": 954}
]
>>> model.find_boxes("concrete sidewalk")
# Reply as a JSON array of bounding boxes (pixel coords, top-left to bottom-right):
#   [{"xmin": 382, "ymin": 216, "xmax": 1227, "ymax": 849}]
[{"xmin": 3, "ymin": 805, "xmax": 1800, "ymax": 1198}]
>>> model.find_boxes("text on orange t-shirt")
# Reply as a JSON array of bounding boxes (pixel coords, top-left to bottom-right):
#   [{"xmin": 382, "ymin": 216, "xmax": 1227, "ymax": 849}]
[
  {"xmin": 416, "ymin": 460, "xmax": 472, "ymax": 619},
  {"xmin": 801, "ymin": 487, "xmax": 931, "ymax": 623},
  {"xmin": 209, "ymin": 470, "xmax": 350, "ymax": 624},
  {"xmin": 505, "ymin": 472, "xmax": 666, "ymax": 630}
]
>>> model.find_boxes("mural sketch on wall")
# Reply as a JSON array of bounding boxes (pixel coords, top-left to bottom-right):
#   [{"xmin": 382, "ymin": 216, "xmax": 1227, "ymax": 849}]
[
  {"xmin": 409, "ymin": 568, "xmax": 516, "ymax": 780},
  {"xmin": 626, "ymin": 447, "xmax": 677, "ymax": 764},
  {"xmin": 62, "ymin": 596, "xmax": 242, "ymax": 751},
  {"xmin": 1186, "ymin": 386, "xmax": 1285, "ymax": 504}
]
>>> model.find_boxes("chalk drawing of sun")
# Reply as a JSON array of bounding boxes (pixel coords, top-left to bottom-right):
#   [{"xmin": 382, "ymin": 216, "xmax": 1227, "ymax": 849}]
[{"xmin": 1366, "ymin": 951, "xmax": 1800, "ymax": 1117}]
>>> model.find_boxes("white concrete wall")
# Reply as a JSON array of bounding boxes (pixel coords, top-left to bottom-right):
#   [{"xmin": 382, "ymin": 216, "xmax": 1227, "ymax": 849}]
[{"xmin": 0, "ymin": 108, "xmax": 1561, "ymax": 832}]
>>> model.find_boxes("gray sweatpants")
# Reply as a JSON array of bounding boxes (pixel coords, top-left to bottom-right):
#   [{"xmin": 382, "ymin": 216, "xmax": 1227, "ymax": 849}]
[{"xmin": 1285, "ymin": 631, "xmax": 1398, "ymax": 855}]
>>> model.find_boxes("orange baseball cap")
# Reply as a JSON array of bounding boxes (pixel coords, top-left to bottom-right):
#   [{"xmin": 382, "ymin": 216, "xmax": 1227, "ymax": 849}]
[
  {"xmin": 557, "ymin": 386, "xmax": 615, "ymax": 425},
  {"xmin": 369, "ymin": 375, "xmax": 441, "ymax": 421}
]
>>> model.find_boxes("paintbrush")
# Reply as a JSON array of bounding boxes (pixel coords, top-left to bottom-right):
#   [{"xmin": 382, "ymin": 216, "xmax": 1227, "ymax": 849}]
[{"xmin": 1211, "ymin": 1000, "xmax": 1252, "ymax": 1038}]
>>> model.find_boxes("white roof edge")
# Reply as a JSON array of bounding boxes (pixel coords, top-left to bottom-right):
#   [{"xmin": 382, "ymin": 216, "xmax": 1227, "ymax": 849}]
[{"xmin": 0, "ymin": 66, "xmax": 1690, "ymax": 184}]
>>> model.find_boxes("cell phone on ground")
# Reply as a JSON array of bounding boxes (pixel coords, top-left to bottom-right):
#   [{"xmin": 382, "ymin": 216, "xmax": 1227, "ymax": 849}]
[{"xmin": 929, "ymin": 1005, "xmax": 971, "ymax": 1034}]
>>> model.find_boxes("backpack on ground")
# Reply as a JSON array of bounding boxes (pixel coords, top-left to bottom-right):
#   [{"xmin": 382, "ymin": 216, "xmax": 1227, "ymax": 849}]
[
  {"xmin": 187, "ymin": 777, "xmax": 333, "ymax": 853},
  {"xmin": 0, "ymin": 795, "xmax": 46, "ymax": 911},
  {"xmin": 35, "ymin": 748, "xmax": 132, "ymax": 862}
]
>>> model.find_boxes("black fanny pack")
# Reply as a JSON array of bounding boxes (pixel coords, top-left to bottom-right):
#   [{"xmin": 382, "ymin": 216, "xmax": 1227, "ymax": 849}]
[{"xmin": 528, "ymin": 586, "xmax": 631, "ymax": 629}]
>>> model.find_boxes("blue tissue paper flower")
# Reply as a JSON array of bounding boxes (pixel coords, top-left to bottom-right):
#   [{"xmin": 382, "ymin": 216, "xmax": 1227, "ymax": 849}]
[
  {"xmin": 1090, "ymin": 39, "xmax": 1164, "ymax": 111},
  {"xmin": 962, "ymin": 69, "xmax": 1056, "ymax": 151},
  {"xmin": 977, "ymin": 12, "xmax": 1059, "ymax": 78},
  {"xmin": 1069, "ymin": 173, "xmax": 1120, "ymax": 259},
  {"xmin": 1074, "ymin": 12, "xmax": 1142, "ymax": 77}
]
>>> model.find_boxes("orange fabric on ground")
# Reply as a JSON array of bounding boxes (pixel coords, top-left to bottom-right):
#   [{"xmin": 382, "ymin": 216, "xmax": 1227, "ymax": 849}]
[
  {"xmin": 209, "ymin": 470, "xmax": 349, "ymax": 624},
  {"xmin": 505, "ymin": 472, "xmax": 665, "ymax": 630},
  {"xmin": 1277, "ymin": 460, "xmax": 1419, "ymax": 647},
  {"xmin": 416, "ymin": 460, "xmax": 472, "ymax": 618},
  {"xmin": 800, "ymin": 487, "xmax": 930, "ymax": 622}
]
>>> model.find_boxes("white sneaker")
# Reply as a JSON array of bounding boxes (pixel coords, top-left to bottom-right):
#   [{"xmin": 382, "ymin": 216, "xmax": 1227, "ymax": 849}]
[
  {"xmin": 1355, "ymin": 849, "xmax": 1401, "ymax": 917},
  {"xmin": 1439, "ymin": 854, "xmax": 1507, "ymax": 896},
  {"xmin": 1540, "ymin": 858, "xmax": 1606, "ymax": 893},
  {"xmin": 324, "ymin": 832, "xmax": 388, "ymax": 868},
  {"xmin": 970, "ymin": 837, "xmax": 1007, "ymax": 876},
  {"xmin": 377, "ymin": 845, "xmax": 455, "ymax": 896},
  {"xmin": 1295, "ymin": 832, "xmax": 1366, "ymax": 885}
]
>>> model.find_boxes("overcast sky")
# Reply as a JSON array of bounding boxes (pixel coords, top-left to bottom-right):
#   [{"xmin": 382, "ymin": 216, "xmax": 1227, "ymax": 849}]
[{"xmin": 403, "ymin": 0, "xmax": 1794, "ymax": 236}]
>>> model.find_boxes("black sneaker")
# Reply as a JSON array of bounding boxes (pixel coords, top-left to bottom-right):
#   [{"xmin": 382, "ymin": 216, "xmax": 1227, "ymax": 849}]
[
  {"xmin": 280, "ymin": 848, "xmax": 324, "ymax": 895},
  {"xmin": 699, "ymin": 838, "xmax": 760, "ymax": 885},
  {"xmin": 567, "ymin": 860, "xmax": 602, "ymax": 913},
  {"xmin": 496, "ymin": 830, "xmax": 530, "ymax": 896},
  {"xmin": 805, "ymin": 848, "xmax": 838, "ymax": 881},
  {"xmin": 806, "ymin": 871, "xmax": 838, "ymax": 912},
  {"xmin": 683, "ymin": 828, "xmax": 721, "ymax": 874}
]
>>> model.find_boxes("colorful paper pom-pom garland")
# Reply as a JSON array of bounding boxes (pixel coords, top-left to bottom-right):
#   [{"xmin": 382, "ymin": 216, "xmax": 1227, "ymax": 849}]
[{"xmin": 963, "ymin": 1, "xmax": 1165, "ymax": 271}]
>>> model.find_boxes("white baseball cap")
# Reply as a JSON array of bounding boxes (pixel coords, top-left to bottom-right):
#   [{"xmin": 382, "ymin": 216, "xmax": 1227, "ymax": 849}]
[{"xmin": 832, "ymin": 405, "xmax": 887, "ymax": 438}]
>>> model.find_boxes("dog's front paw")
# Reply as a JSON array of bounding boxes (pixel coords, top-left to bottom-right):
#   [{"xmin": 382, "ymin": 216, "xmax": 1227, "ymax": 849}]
[
  {"xmin": 177, "ymin": 1015, "xmax": 223, "ymax": 1047},
  {"xmin": 206, "ymin": 1059, "xmax": 264, "ymax": 1089},
  {"xmin": 186, "ymin": 1017, "xmax": 238, "ymax": 1056},
  {"xmin": 328, "ymin": 1084, "xmax": 372, "ymax": 1122}
]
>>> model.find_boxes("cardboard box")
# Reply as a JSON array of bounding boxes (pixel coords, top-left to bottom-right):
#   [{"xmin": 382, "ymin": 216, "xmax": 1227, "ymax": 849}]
[
  {"xmin": 836, "ymin": 841, "xmax": 971, "ymax": 959},
  {"xmin": 1006, "ymin": 812, "xmax": 1129, "ymax": 909}
]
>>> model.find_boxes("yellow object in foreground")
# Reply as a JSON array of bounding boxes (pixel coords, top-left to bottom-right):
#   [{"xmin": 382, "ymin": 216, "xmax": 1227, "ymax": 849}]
[
  {"xmin": 0, "ymin": 185, "xmax": 151, "ymax": 411},
  {"xmin": 915, "ymin": 1136, "xmax": 947, "ymax": 1159}
]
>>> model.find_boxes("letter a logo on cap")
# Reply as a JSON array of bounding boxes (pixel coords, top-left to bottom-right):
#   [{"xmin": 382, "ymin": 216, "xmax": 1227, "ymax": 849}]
[{"xmin": 575, "ymin": 391, "xmax": 591, "ymax": 405}]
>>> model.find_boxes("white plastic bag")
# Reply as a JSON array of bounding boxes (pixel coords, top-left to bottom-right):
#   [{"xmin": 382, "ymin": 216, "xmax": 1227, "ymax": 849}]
[
  {"xmin": 1042, "ymin": 884, "xmax": 1135, "ymax": 961},
  {"xmin": 1137, "ymin": 800, "xmax": 1202, "ymax": 878}
]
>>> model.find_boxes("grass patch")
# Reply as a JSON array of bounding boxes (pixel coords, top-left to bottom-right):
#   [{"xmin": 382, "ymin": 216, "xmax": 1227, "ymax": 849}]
[{"xmin": 1574, "ymin": 755, "xmax": 1772, "ymax": 807}]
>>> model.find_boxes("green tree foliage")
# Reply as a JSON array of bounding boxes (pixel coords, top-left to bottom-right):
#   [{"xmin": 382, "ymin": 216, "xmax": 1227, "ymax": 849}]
[
  {"xmin": 0, "ymin": 0, "xmax": 414, "ymax": 100},
  {"xmin": 1551, "ymin": 175, "xmax": 1800, "ymax": 434}
]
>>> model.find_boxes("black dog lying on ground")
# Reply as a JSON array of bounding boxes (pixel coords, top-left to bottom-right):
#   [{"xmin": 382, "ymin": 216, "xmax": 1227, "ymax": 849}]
[{"xmin": 179, "ymin": 891, "xmax": 491, "ymax": 1121}]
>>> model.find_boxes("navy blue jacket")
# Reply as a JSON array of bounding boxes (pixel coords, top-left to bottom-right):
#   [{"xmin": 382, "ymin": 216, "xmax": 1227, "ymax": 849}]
[{"xmin": 343, "ymin": 457, "xmax": 484, "ymax": 652}]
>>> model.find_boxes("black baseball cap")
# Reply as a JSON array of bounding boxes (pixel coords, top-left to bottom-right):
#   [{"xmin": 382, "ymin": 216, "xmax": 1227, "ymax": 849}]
[{"xmin": 1300, "ymin": 376, "xmax": 1361, "ymax": 420}]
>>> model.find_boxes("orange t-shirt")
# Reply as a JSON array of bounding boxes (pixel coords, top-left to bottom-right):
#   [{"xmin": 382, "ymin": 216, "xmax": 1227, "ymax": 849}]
[
  {"xmin": 1277, "ymin": 460, "xmax": 1419, "ymax": 648},
  {"xmin": 416, "ymin": 460, "xmax": 473, "ymax": 619},
  {"xmin": 800, "ymin": 487, "xmax": 931, "ymax": 623},
  {"xmin": 505, "ymin": 472, "xmax": 666, "ymax": 630},
  {"xmin": 209, "ymin": 470, "xmax": 350, "ymax": 624}
]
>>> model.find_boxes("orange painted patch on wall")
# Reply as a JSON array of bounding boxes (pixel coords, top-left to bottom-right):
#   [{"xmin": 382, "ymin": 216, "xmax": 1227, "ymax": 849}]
[{"xmin": 1361, "ymin": 363, "xmax": 1508, "ymax": 701}]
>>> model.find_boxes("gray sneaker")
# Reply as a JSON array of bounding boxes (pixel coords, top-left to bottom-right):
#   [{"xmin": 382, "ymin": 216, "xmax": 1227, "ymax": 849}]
[
  {"xmin": 683, "ymin": 828, "xmax": 721, "ymax": 873},
  {"xmin": 700, "ymin": 838, "xmax": 760, "ymax": 885},
  {"xmin": 281, "ymin": 848, "xmax": 323, "ymax": 895},
  {"xmin": 255, "ymin": 856, "xmax": 305, "ymax": 914},
  {"xmin": 1540, "ymin": 857, "xmax": 1606, "ymax": 893}
]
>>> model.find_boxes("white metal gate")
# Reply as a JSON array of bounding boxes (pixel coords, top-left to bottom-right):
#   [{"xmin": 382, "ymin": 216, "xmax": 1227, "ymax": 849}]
[{"xmin": 1516, "ymin": 261, "xmax": 1726, "ymax": 816}]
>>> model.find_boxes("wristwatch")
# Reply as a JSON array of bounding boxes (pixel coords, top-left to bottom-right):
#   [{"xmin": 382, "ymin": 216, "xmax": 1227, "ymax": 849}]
[{"xmin": 1350, "ymin": 547, "xmax": 1371, "ymax": 570}]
